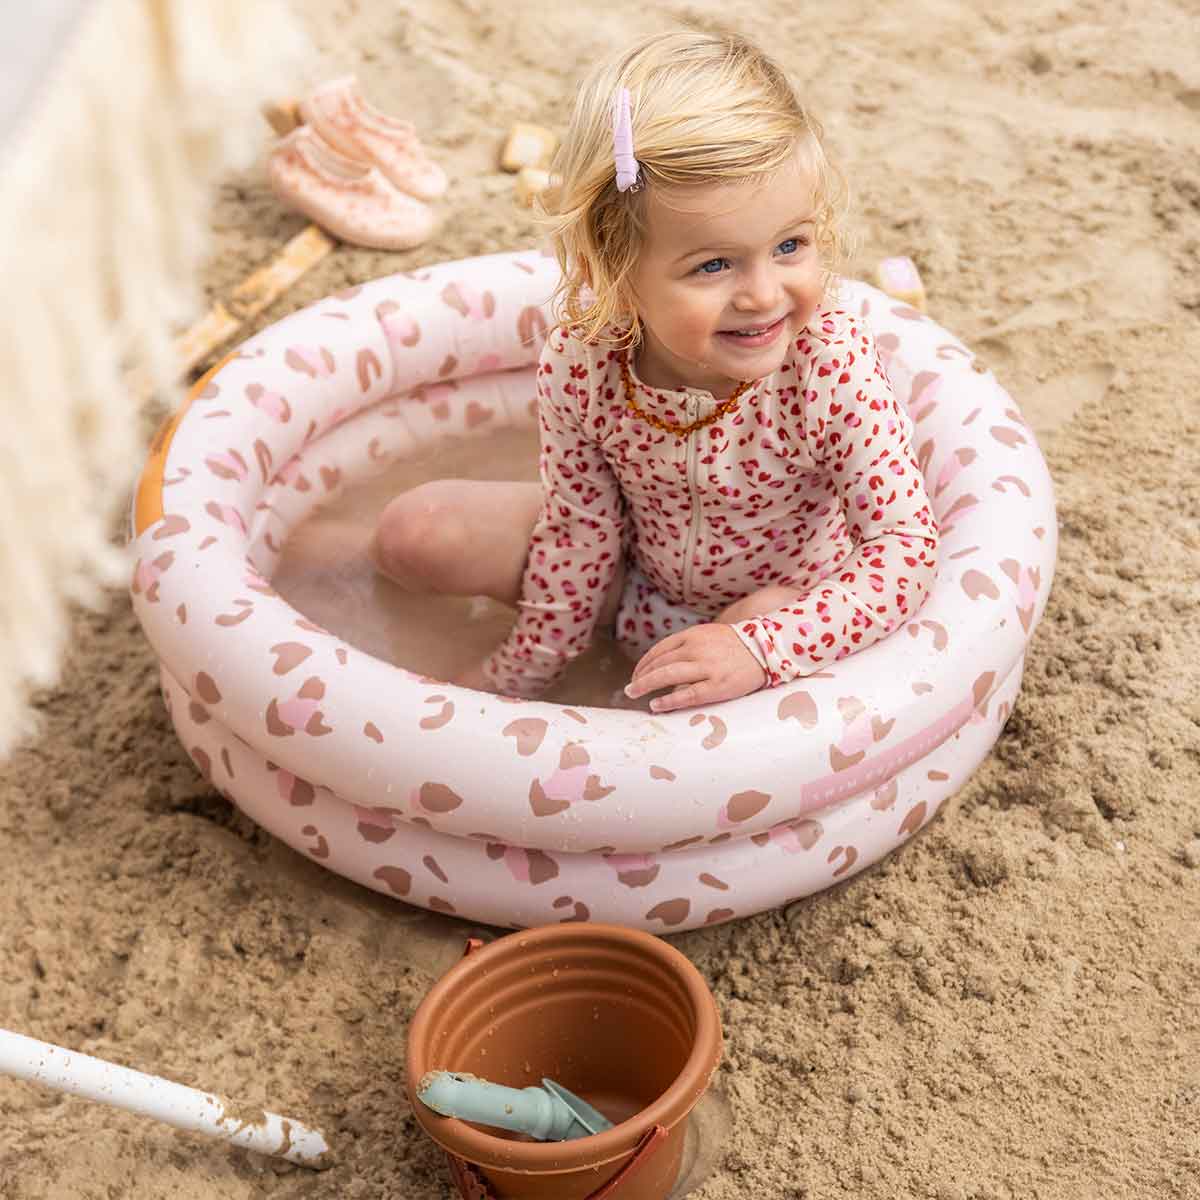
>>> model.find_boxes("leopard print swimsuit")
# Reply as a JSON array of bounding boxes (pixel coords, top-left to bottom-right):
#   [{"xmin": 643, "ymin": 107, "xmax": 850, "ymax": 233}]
[{"xmin": 483, "ymin": 308, "xmax": 939, "ymax": 697}]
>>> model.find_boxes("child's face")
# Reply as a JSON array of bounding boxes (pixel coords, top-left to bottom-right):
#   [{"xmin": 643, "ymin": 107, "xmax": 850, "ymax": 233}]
[{"xmin": 627, "ymin": 147, "xmax": 824, "ymax": 396}]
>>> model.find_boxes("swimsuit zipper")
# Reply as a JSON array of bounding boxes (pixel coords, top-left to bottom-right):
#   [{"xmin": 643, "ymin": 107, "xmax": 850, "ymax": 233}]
[{"xmin": 681, "ymin": 396, "xmax": 702, "ymax": 602}]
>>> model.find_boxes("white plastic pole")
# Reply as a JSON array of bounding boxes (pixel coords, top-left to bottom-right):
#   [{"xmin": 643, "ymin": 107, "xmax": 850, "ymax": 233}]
[{"xmin": 0, "ymin": 1028, "xmax": 333, "ymax": 1169}]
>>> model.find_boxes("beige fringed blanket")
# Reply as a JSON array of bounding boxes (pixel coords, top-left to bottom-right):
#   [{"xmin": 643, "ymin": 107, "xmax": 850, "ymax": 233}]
[{"xmin": 0, "ymin": 0, "xmax": 307, "ymax": 758}]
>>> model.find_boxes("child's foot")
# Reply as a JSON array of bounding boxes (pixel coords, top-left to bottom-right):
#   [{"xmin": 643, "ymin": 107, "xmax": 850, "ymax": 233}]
[
  {"xmin": 299, "ymin": 76, "xmax": 449, "ymax": 201},
  {"xmin": 266, "ymin": 125, "xmax": 436, "ymax": 251}
]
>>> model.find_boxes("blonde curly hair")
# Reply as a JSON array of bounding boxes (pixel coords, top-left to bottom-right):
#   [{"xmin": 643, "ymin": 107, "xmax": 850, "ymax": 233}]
[{"xmin": 540, "ymin": 29, "xmax": 848, "ymax": 347}]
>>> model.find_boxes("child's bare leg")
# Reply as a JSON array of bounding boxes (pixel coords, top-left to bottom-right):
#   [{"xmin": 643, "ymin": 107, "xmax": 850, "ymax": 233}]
[
  {"xmin": 372, "ymin": 480, "xmax": 540, "ymax": 602},
  {"xmin": 372, "ymin": 479, "xmax": 625, "ymax": 615}
]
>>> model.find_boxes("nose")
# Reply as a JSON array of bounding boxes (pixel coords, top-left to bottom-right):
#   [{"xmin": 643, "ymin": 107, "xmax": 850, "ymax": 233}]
[{"xmin": 732, "ymin": 258, "xmax": 781, "ymax": 314}]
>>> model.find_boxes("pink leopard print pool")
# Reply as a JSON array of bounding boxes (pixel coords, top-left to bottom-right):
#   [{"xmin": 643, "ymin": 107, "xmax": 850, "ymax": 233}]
[{"xmin": 130, "ymin": 249, "xmax": 1056, "ymax": 932}]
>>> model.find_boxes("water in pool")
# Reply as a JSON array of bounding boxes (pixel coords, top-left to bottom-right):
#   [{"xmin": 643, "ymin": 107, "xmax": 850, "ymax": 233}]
[{"xmin": 271, "ymin": 428, "xmax": 640, "ymax": 710}]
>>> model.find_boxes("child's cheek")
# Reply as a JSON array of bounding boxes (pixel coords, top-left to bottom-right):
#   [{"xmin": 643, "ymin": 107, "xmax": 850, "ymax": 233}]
[{"xmin": 683, "ymin": 307, "xmax": 719, "ymax": 342}]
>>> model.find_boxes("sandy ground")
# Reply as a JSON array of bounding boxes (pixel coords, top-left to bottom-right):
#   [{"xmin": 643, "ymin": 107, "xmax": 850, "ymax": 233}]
[{"xmin": 3, "ymin": 0, "xmax": 1200, "ymax": 1197}]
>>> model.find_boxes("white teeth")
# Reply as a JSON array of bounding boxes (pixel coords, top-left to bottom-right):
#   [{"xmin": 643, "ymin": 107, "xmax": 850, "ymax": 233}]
[{"xmin": 725, "ymin": 320, "xmax": 780, "ymax": 336}]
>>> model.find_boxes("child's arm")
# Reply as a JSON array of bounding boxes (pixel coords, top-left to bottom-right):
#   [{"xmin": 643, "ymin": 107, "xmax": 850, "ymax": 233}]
[
  {"xmin": 478, "ymin": 335, "xmax": 625, "ymax": 697},
  {"xmin": 728, "ymin": 322, "xmax": 939, "ymax": 686}
]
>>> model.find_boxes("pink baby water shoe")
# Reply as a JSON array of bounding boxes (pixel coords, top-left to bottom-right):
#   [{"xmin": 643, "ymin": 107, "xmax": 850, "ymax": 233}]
[
  {"xmin": 267, "ymin": 125, "xmax": 436, "ymax": 251},
  {"xmin": 299, "ymin": 76, "xmax": 448, "ymax": 202}
]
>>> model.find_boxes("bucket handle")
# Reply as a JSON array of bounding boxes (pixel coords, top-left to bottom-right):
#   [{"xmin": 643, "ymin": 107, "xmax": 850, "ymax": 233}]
[
  {"xmin": 585, "ymin": 1123, "xmax": 669, "ymax": 1199},
  {"xmin": 446, "ymin": 1152, "xmax": 493, "ymax": 1200}
]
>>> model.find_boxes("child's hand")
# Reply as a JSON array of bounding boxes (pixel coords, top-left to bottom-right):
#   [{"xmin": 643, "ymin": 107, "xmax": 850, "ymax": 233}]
[{"xmin": 625, "ymin": 624, "xmax": 766, "ymax": 714}]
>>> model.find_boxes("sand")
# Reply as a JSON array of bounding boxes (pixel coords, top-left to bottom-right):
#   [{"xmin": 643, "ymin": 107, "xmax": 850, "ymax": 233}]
[{"xmin": 3, "ymin": 0, "xmax": 1199, "ymax": 1197}]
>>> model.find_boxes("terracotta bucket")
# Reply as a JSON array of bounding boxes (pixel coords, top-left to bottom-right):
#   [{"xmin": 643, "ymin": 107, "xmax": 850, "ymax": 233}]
[{"xmin": 406, "ymin": 923, "xmax": 723, "ymax": 1200}]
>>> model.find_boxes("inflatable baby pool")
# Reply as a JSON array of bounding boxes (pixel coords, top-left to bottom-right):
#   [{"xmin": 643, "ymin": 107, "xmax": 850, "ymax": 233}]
[{"xmin": 130, "ymin": 250, "xmax": 1056, "ymax": 932}]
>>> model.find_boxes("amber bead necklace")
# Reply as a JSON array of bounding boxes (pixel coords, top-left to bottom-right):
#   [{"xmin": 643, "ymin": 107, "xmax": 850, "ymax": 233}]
[{"xmin": 619, "ymin": 351, "xmax": 751, "ymax": 438}]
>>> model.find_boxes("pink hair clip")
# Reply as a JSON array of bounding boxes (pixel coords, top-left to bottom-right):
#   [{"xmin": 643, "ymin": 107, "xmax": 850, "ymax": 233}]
[{"xmin": 611, "ymin": 87, "xmax": 642, "ymax": 193}]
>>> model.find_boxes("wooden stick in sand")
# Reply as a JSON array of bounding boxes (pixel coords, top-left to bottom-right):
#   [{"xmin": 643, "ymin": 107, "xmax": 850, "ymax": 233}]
[
  {"xmin": 0, "ymin": 1027, "xmax": 333, "ymax": 1169},
  {"xmin": 128, "ymin": 221, "xmax": 336, "ymax": 403}
]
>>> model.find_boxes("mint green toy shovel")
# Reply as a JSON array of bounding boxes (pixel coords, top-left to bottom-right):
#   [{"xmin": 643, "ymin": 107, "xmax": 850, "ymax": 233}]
[{"xmin": 417, "ymin": 1071, "xmax": 614, "ymax": 1141}]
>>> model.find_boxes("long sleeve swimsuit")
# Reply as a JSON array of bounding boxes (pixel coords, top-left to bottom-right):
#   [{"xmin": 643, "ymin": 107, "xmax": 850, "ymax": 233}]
[{"xmin": 482, "ymin": 307, "xmax": 940, "ymax": 698}]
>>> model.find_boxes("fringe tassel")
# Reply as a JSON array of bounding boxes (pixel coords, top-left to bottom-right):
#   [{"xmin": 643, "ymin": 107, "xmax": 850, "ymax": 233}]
[{"xmin": 0, "ymin": 0, "xmax": 309, "ymax": 757}]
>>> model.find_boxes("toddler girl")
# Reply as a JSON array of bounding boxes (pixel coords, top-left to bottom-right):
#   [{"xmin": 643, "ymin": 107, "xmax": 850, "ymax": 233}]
[{"xmin": 371, "ymin": 30, "xmax": 939, "ymax": 713}]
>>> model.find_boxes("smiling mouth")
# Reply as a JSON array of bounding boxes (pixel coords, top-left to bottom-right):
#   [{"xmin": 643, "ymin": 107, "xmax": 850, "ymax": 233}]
[{"xmin": 717, "ymin": 314, "xmax": 789, "ymax": 345}]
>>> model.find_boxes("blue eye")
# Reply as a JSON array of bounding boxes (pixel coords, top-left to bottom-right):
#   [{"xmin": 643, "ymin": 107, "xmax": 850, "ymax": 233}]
[
  {"xmin": 696, "ymin": 257, "xmax": 728, "ymax": 275},
  {"xmin": 778, "ymin": 238, "xmax": 799, "ymax": 255}
]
